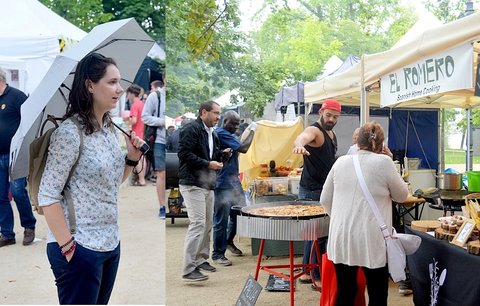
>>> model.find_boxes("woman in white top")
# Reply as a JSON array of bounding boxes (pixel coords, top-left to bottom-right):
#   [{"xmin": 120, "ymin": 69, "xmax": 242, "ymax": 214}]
[
  {"xmin": 39, "ymin": 53, "xmax": 146, "ymax": 304},
  {"xmin": 320, "ymin": 121, "xmax": 408, "ymax": 306}
]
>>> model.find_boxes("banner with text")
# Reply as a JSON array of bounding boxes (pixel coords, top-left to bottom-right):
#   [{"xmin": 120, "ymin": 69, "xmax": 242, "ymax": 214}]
[{"xmin": 380, "ymin": 43, "xmax": 473, "ymax": 107}]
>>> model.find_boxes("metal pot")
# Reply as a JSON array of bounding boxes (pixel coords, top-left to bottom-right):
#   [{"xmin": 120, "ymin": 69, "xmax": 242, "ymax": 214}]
[{"xmin": 437, "ymin": 173, "xmax": 463, "ymax": 190}]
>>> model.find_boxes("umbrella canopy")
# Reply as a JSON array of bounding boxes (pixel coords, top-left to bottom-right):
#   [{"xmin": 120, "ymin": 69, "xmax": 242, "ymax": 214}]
[{"xmin": 9, "ymin": 18, "xmax": 155, "ymax": 179}]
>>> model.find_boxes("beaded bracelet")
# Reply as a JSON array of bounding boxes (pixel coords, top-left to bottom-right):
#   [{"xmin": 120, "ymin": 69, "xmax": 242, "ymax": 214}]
[
  {"xmin": 59, "ymin": 236, "xmax": 75, "ymax": 250},
  {"xmin": 61, "ymin": 240, "xmax": 77, "ymax": 256}
]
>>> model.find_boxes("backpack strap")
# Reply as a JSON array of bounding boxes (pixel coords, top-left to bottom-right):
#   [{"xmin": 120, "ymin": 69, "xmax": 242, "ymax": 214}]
[
  {"xmin": 62, "ymin": 116, "xmax": 84, "ymax": 235},
  {"xmin": 155, "ymin": 90, "xmax": 161, "ymax": 117}
]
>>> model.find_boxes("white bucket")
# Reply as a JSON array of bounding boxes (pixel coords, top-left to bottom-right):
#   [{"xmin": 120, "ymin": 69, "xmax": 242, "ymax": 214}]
[{"xmin": 289, "ymin": 177, "xmax": 300, "ymax": 195}]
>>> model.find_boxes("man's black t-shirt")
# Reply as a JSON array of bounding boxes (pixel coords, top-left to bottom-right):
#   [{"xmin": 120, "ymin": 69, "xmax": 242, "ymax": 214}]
[
  {"xmin": 299, "ymin": 122, "xmax": 337, "ymax": 191},
  {"xmin": 0, "ymin": 85, "xmax": 28, "ymax": 154}
]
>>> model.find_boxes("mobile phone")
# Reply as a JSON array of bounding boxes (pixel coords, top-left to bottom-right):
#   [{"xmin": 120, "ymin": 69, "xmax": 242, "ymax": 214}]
[{"xmin": 112, "ymin": 122, "xmax": 150, "ymax": 154}]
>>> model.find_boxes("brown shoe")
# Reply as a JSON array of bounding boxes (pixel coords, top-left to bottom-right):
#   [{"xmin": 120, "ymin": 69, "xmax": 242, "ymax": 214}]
[
  {"xmin": 23, "ymin": 228, "xmax": 35, "ymax": 246},
  {"xmin": 0, "ymin": 236, "xmax": 16, "ymax": 247}
]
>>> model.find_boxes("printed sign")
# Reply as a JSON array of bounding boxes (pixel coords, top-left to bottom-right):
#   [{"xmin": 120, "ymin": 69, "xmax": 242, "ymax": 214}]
[
  {"xmin": 474, "ymin": 62, "xmax": 480, "ymax": 97},
  {"xmin": 381, "ymin": 43, "xmax": 473, "ymax": 107},
  {"xmin": 236, "ymin": 275, "xmax": 263, "ymax": 306}
]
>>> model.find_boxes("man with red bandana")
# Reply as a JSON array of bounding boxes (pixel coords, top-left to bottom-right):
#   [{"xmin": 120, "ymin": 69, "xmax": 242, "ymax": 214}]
[{"xmin": 293, "ymin": 99, "xmax": 341, "ymax": 289}]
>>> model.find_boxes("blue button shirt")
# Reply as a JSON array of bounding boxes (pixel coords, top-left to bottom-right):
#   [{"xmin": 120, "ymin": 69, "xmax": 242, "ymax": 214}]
[{"xmin": 215, "ymin": 127, "xmax": 241, "ymax": 189}]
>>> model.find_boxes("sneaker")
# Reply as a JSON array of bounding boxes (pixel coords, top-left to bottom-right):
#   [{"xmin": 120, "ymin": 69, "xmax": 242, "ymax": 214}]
[
  {"xmin": 182, "ymin": 269, "xmax": 209, "ymax": 282},
  {"xmin": 197, "ymin": 262, "xmax": 217, "ymax": 272},
  {"xmin": 227, "ymin": 243, "xmax": 243, "ymax": 256},
  {"xmin": 213, "ymin": 256, "xmax": 232, "ymax": 266},
  {"xmin": 23, "ymin": 228, "xmax": 35, "ymax": 246},
  {"xmin": 399, "ymin": 280, "xmax": 413, "ymax": 296},
  {"xmin": 0, "ymin": 236, "xmax": 16, "ymax": 248}
]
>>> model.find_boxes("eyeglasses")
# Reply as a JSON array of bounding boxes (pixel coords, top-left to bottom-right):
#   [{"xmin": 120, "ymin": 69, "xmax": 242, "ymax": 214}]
[{"xmin": 209, "ymin": 110, "xmax": 221, "ymax": 116}]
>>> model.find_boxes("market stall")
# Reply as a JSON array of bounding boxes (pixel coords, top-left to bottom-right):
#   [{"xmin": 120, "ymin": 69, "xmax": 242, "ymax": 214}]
[
  {"xmin": 239, "ymin": 117, "xmax": 304, "ymax": 201},
  {"xmin": 406, "ymin": 226, "xmax": 480, "ymax": 306}
]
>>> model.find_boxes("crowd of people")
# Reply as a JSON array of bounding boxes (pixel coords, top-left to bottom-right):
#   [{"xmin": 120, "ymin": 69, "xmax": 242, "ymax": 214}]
[{"xmin": 1, "ymin": 51, "xmax": 413, "ymax": 305}]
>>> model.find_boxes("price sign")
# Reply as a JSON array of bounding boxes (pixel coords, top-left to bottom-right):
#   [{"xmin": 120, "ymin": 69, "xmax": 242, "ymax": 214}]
[{"xmin": 236, "ymin": 275, "xmax": 262, "ymax": 306}]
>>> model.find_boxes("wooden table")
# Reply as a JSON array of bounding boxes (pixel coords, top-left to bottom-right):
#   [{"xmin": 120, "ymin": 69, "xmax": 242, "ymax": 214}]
[{"xmin": 393, "ymin": 196, "xmax": 426, "ymax": 226}]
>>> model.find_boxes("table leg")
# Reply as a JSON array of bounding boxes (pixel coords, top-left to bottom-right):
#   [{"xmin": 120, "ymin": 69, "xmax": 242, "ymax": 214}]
[
  {"xmin": 254, "ymin": 239, "xmax": 265, "ymax": 280},
  {"xmin": 289, "ymin": 241, "xmax": 294, "ymax": 306}
]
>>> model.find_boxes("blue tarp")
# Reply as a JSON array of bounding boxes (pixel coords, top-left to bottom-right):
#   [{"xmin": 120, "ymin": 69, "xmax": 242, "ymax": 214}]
[{"xmin": 388, "ymin": 110, "xmax": 438, "ymax": 170}]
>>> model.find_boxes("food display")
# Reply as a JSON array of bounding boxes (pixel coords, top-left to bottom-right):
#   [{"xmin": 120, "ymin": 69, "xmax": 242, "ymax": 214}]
[
  {"xmin": 275, "ymin": 165, "xmax": 292, "ymax": 177},
  {"xmin": 247, "ymin": 204, "xmax": 326, "ymax": 217},
  {"xmin": 255, "ymin": 177, "xmax": 289, "ymax": 196}
]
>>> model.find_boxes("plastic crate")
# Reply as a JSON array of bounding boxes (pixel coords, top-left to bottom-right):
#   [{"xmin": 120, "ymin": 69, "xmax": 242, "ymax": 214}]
[{"xmin": 255, "ymin": 177, "xmax": 289, "ymax": 196}]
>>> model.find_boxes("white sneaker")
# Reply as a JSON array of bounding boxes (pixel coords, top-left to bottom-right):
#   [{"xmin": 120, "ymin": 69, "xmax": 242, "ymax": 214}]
[{"xmin": 213, "ymin": 256, "xmax": 232, "ymax": 266}]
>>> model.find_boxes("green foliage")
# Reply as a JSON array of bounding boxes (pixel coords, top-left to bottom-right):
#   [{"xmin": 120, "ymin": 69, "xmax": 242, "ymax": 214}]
[
  {"xmin": 39, "ymin": 0, "xmax": 113, "ymax": 31},
  {"xmin": 166, "ymin": 0, "xmax": 247, "ymax": 116},
  {"xmin": 444, "ymin": 149, "xmax": 480, "ymax": 164},
  {"xmin": 423, "ymin": 0, "xmax": 467, "ymax": 22},
  {"xmin": 102, "ymin": 0, "xmax": 166, "ymax": 44}
]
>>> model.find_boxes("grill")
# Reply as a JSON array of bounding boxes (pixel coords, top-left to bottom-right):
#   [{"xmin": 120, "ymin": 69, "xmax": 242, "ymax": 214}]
[
  {"xmin": 237, "ymin": 200, "xmax": 329, "ymax": 306},
  {"xmin": 237, "ymin": 201, "xmax": 329, "ymax": 241}
]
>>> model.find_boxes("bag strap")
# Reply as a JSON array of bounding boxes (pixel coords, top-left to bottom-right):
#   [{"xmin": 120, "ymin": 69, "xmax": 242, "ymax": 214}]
[
  {"xmin": 352, "ymin": 154, "xmax": 391, "ymax": 240},
  {"xmin": 155, "ymin": 91, "xmax": 161, "ymax": 118},
  {"xmin": 62, "ymin": 116, "xmax": 84, "ymax": 235}
]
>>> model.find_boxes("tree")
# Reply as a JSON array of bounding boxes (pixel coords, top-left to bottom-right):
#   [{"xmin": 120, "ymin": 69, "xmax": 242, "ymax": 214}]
[
  {"xmin": 166, "ymin": 0, "xmax": 248, "ymax": 116},
  {"xmin": 40, "ymin": 0, "xmax": 113, "ymax": 31},
  {"xmin": 423, "ymin": 0, "xmax": 467, "ymax": 22},
  {"xmin": 103, "ymin": 0, "xmax": 166, "ymax": 44}
]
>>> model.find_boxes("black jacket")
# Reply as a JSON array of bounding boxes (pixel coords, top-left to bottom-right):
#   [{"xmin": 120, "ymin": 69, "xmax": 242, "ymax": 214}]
[{"xmin": 178, "ymin": 117, "xmax": 222, "ymax": 189}]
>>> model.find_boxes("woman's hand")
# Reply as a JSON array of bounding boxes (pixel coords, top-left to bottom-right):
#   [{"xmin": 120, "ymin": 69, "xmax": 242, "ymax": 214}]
[
  {"xmin": 124, "ymin": 131, "xmax": 145, "ymax": 161},
  {"xmin": 382, "ymin": 144, "xmax": 393, "ymax": 159}
]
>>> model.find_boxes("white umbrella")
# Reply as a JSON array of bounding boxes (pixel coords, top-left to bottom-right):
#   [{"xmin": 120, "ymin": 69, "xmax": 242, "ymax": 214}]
[{"xmin": 9, "ymin": 18, "xmax": 155, "ymax": 179}]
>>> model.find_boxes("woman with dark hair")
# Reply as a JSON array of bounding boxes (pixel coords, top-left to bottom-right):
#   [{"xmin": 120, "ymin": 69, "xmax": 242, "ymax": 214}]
[
  {"xmin": 38, "ymin": 52, "xmax": 146, "ymax": 304},
  {"xmin": 320, "ymin": 121, "xmax": 408, "ymax": 306}
]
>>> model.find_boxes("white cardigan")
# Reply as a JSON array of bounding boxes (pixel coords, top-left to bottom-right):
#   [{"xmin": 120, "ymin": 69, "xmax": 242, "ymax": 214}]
[{"xmin": 320, "ymin": 150, "xmax": 408, "ymax": 269}]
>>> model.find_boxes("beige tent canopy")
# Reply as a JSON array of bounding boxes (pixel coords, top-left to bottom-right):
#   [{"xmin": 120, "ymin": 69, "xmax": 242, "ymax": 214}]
[{"xmin": 304, "ymin": 12, "xmax": 480, "ymax": 109}]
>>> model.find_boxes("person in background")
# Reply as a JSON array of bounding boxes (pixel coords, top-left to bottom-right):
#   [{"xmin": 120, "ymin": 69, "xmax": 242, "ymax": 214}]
[
  {"xmin": 235, "ymin": 122, "xmax": 249, "ymax": 138},
  {"xmin": 320, "ymin": 121, "xmax": 408, "ymax": 306},
  {"xmin": 167, "ymin": 125, "xmax": 175, "ymax": 137},
  {"xmin": 38, "ymin": 53, "xmax": 146, "ymax": 304},
  {"xmin": 292, "ymin": 99, "xmax": 341, "ymax": 290},
  {"xmin": 212, "ymin": 112, "xmax": 256, "ymax": 265},
  {"xmin": 167, "ymin": 118, "xmax": 193, "ymax": 153},
  {"xmin": 124, "ymin": 84, "xmax": 146, "ymax": 186},
  {"xmin": 178, "ymin": 100, "xmax": 229, "ymax": 282},
  {"xmin": 0, "ymin": 66, "xmax": 36, "ymax": 248},
  {"xmin": 142, "ymin": 79, "xmax": 166, "ymax": 217},
  {"xmin": 346, "ymin": 128, "xmax": 360, "ymax": 155}
]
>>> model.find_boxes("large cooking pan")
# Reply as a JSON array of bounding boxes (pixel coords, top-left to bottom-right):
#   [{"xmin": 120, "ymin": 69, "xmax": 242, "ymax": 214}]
[{"xmin": 241, "ymin": 200, "xmax": 327, "ymax": 220}]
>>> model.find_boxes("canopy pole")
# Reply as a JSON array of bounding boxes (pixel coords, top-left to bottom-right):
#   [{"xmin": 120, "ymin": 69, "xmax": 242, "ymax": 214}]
[
  {"xmin": 439, "ymin": 109, "xmax": 445, "ymax": 172},
  {"xmin": 360, "ymin": 55, "xmax": 369, "ymax": 125},
  {"xmin": 466, "ymin": 107, "xmax": 473, "ymax": 171}
]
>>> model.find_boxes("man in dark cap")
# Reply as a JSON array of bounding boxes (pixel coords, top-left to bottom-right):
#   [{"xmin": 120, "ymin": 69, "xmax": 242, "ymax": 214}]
[{"xmin": 292, "ymin": 98, "xmax": 341, "ymax": 289}]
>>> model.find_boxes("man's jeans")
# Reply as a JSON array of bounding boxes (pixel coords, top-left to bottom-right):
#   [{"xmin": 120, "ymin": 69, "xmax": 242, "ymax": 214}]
[
  {"xmin": 0, "ymin": 154, "xmax": 36, "ymax": 239},
  {"xmin": 212, "ymin": 186, "xmax": 245, "ymax": 260},
  {"xmin": 298, "ymin": 185, "xmax": 325, "ymax": 281}
]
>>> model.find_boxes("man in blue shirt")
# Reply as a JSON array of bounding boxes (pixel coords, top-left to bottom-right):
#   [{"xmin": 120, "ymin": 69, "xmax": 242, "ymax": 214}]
[
  {"xmin": 0, "ymin": 67, "xmax": 36, "ymax": 247},
  {"xmin": 212, "ymin": 111, "xmax": 256, "ymax": 266}
]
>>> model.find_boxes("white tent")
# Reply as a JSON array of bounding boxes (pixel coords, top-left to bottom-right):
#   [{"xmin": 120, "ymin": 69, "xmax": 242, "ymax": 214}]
[
  {"xmin": 0, "ymin": 0, "xmax": 86, "ymax": 94},
  {"xmin": 304, "ymin": 12, "xmax": 480, "ymax": 109}
]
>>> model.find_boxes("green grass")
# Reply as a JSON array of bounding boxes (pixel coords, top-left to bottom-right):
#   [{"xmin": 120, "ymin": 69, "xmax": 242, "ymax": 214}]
[{"xmin": 444, "ymin": 149, "xmax": 480, "ymax": 164}]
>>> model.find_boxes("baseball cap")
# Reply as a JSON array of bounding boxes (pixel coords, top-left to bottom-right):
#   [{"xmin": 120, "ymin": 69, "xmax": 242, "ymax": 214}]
[{"xmin": 320, "ymin": 99, "xmax": 341, "ymax": 112}]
